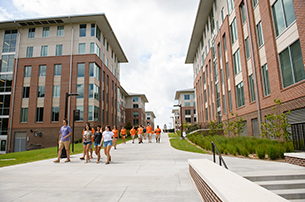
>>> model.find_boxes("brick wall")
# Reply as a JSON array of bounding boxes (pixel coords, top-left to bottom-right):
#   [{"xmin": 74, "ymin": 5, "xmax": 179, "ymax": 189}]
[{"xmin": 285, "ymin": 156, "xmax": 305, "ymax": 167}]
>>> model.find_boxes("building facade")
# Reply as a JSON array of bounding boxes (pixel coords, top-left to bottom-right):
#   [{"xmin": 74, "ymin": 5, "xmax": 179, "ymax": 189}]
[
  {"xmin": 186, "ymin": 0, "xmax": 305, "ymax": 137},
  {"xmin": 172, "ymin": 109, "xmax": 179, "ymax": 132},
  {"xmin": 174, "ymin": 88, "xmax": 197, "ymax": 128},
  {"xmin": 145, "ymin": 111, "xmax": 156, "ymax": 129},
  {"xmin": 125, "ymin": 93, "xmax": 148, "ymax": 127},
  {"xmin": 0, "ymin": 14, "xmax": 128, "ymax": 153}
]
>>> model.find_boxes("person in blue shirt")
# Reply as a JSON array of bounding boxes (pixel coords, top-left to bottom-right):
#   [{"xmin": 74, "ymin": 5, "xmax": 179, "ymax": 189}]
[{"xmin": 54, "ymin": 119, "xmax": 72, "ymax": 163}]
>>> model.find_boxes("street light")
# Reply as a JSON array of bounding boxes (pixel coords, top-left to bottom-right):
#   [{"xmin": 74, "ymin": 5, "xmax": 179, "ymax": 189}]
[
  {"xmin": 65, "ymin": 92, "xmax": 79, "ymax": 119},
  {"xmin": 173, "ymin": 104, "xmax": 184, "ymax": 140}
]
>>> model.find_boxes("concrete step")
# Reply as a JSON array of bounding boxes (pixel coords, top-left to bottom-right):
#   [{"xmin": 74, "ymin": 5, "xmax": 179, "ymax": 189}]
[
  {"xmin": 272, "ymin": 189, "xmax": 305, "ymax": 200},
  {"xmin": 290, "ymin": 199, "xmax": 305, "ymax": 202},
  {"xmin": 244, "ymin": 174, "xmax": 305, "ymax": 182},
  {"xmin": 256, "ymin": 180, "xmax": 305, "ymax": 190}
]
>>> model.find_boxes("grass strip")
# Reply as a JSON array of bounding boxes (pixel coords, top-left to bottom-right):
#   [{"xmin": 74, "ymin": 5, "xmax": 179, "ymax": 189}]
[{"xmin": 168, "ymin": 133, "xmax": 207, "ymax": 154}]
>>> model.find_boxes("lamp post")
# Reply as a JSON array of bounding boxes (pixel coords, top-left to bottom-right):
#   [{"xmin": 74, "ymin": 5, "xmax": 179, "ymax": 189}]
[{"xmin": 173, "ymin": 104, "xmax": 183, "ymax": 139}]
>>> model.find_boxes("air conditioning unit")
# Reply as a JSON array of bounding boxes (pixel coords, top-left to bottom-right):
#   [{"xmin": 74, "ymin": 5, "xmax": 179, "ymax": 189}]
[{"xmin": 34, "ymin": 132, "xmax": 42, "ymax": 137}]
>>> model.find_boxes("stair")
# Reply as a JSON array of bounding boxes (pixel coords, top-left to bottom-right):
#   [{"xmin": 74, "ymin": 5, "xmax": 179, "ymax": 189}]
[{"xmin": 243, "ymin": 173, "xmax": 305, "ymax": 201}]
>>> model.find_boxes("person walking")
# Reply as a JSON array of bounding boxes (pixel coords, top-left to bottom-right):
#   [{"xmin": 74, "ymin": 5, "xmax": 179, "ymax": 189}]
[
  {"xmin": 137, "ymin": 125, "xmax": 143, "ymax": 144},
  {"xmin": 130, "ymin": 126, "xmax": 136, "ymax": 143},
  {"xmin": 80, "ymin": 122, "xmax": 95, "ymax": 160},
  {"xmin": 146, "ymin": 124, "xmax": 153, "ymax": 143},
  {"xmin": 83, "ymin": 123, "xmax": 94, "ymax": 163},
  {"xmin": 143, "ymin": 126, "xmax": 147, "ymax": 140},
  {"xmin": 112, "ymin": 126, "xmax": 119, "ymax": 149},
  {"xmin": 120, "ymin": 126, "xmax": 127, "ymax": 144},
  {"xmin": 100, "ymin": 125, "xmax": 114, "ymax": 165},
  {"xmin": 154, "ymin": 125, "xmax": 162, "ymax": 143},
  {"xmin": 54, "ymin": 119, "xmax": 72, "ymax": 163},
  {"xmin": 94, "ymin": 125, "xmax": 102, "ymax": 164}
]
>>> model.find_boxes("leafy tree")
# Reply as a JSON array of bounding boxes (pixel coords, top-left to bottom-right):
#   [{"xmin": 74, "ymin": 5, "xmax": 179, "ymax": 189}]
[
  {"xmin": 125, "ymin": 122, "xmax": 133, "ymax": 130},
  {"xmin": 208, "ymin": 119, "xmax": 223, "ymax": 135},
  {"xmin": 224, "ymin": 112, "xmax": 245, "ymax": 137}
]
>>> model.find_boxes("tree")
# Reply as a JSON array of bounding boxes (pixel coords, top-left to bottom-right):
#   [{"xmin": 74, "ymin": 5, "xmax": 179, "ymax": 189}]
[
  {"xmin": 224, "ymin": 112, "xmax": 245, "ymax": 137},
  {"xmin": 261, "ymin": 99, "xmax": 291, "ymax": 141},
  {"xmin": 208, "ymin": 119, "xmax": 223, "ymax": 135},
  {"xmin": 125, "ymin": 121, "xmax": 133, "ymax": 130}
]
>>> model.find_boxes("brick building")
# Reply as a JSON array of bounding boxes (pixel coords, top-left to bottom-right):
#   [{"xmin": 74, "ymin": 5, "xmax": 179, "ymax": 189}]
[
  {"xmin": 186, "ymin": 0, "xmax": 305, "ymax": 137},
  {"xmin": 145, "ymin": 111, "xmax": 156, "ymax": 129},
  {"xmin": 0, "ymin": 14, "xmax": 128, "ymax": 153},
  {"xmin": 125, "ymin": 93, "xmax": 148, "ymax": 127}
]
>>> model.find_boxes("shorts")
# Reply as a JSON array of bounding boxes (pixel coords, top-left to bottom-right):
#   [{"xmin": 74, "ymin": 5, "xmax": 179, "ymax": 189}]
[
  {"xmin": 94, "ymin": 143, "xmax": 101, "ymax": 147},
  {"xmin": 83, "ymin": 141, "xmax": 92, "ymax": 146},
  {"xmin": 147, "ymin": 133, "xmax": 152, "ymax": 136},
  {"xmin": 104, "ymin": 140, "xmax": 112, "ymax": 147},
  {"xmin": 59, "ymin": 140, "xmax": 70, "ymax": 150},
  {"xmin": 138, "ymin": 134, "xmax": 142, "ymax": 138},
  {"xmin": 114, "ymin": 137, "xmax": 118, "ymax": 139},
  {"xmin": 156, "ymin": 134, "xmax": 161, "ymax": 138}
]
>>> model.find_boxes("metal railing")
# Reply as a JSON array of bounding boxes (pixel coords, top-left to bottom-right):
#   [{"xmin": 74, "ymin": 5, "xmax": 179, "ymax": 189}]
[{"xmin": 211, "ymin": 141, "xmax": 228, "ymax": 169}]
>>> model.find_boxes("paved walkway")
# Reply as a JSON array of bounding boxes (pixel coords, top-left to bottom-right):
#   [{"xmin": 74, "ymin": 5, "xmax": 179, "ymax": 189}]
[{"xmin": 1, "ymin": 133, "xmax": 305, "ymax": 202}]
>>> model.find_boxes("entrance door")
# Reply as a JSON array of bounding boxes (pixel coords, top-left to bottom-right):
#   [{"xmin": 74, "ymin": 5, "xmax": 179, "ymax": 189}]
[
  {"xmin": 252, "ymin": 118, "xmax": 259, "ymax": 138},
  {"xmin": 14, "ymin": 132, "xmax": 26, "ymax": 152}
]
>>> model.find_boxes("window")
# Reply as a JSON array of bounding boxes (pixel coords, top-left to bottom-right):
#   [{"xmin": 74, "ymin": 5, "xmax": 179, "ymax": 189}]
[
  {"xmin": 26, "ymin": 47, "xmax": 33, "ymax": 58},
  {"xmin": 54, "ymin": 64, "xmax": 61, "ymax": 76},
  {"xmin": 56, "ymin": 44, "xmax": 63, "ymax": 56},
  {"xmin": 36, "ymin": 107, "xmax": 44, "ymax": 122},
  {"xmin": 226, "ymin": 62, "xmax": 229, "ymax": 78},
  {"xmin": 133, "ymin": 104, "xmax": 139, "ymax": 108},
  {"xmin": 186, "ymin": 118, "xmax": 191, "ymax": 123},
  {"xmin": 240, "ymin": 2, "xmax": 246, "ymax": 24},
  {"xmin": 76, "ymin": 106, "xmax": 83, "ymax": 121},
  {"xmin": 79, "ymin": 24, "xmax": 86, "ymax": 37},
  {"xmin": 91, "ymin": 23, "xmax": 96, "ymax": 37},
  {"xmin": 37, "ymin": 86, "xmax": 45, "ymax": 98},
  {"xmin": 2, "ymin": 30, "xmax": 17, "ymax": 53},
  {"xmin": 245, "ymin": 37, "xmax": 250, "ymax": 59},
  {"xmin": 78, "ymin": 43, "xmax": 85, "ymax": 54},
  {"xmin": 39, "ymin": 65, "xmax": 46, "ymax": 77},
  {"xmin": 272, "ymin": 0, "xmax": 295, "ymax": 37},
  {"xmin": 90, "ymin": 43, "xmax": 101, "ymax": 57},
  {"xmin": 205, "ymin": 107, "xmax": 208, "ymax": 121},
  {"xmin": 40, "ymin": 45, "xmax": 48, "ymax": 57},
  {"xmin": 229, "ymin": 90, "xmax": 232, "ymax": 111},
  {"xmin": 216, "ymin": 83, "xmax": 220, "ymax": 108},
  {"xmin": 204, "ymin": 90, "xmax": 207, "ymax": 102},
  {"xmin": 77, "ymin": 84, "xmax": 84, "ymax": 99},
  {"xmin": 185, "ymin": 102, "xmax": 191, "ymax": 107},
  {"xmin": 88, "ymin": 84, "xmax": 99, "ymax": 101},
  {"xmin": 28, "ymin": 28, "xmax": 35, "ymax": 38},
  {"xmin": 77, "ymin": 63, "xmax": 85, "ymax": 77},
  {"xmin": 184, "ymin": 95, "xmax": 190, "ymax": 100},
  {"xmin": 106, "ymin": 41, "xmax": 109, "ymax": 51},
  {"xmin": 227, "ymin": 0, "xmax": 234, "ymax": 15},
  {"xmin": 133, "ymin": 112, "xmax": 139, "ymax": 117},
  {"xmin": 203, "ymin": 72, "xmax": 206, "ymax": 84},
  {"xmin": 221, "ymin": 7, "xmax": 225, "ymax": 22},
  {"xmin": 91, "ymin": 23, "xmax": 101, "ymax": 41},
  {"xmin": 20, "ymin": 108, "xmax": 28, "ymax": 123},
  {"xmin": 233, "ymin": 49, "xmax": 242, "ymax": 75},
  {"xmin": 209, "ymin": 9, "xmax": 215, "ymax": 33},
  {"xmin": 57, "ymin": 26, "xmax": 64, "ymax": 36},
  {"xmin": 106, "ymin": 58, "xmax": 109, "ymax": 67},
  {"xmin": 42, "ymin": 27, "xmax": 49, "ymax": 37},
  {"xmin": 24, "ymin": 66, "xmax": 31, "ymax": 77},
  {"xmin": 89, "ymin": 63, "xmax": 100, "ymax": 80},
  {"xmin": 53, "ymin": 85, "xmax": 60, "ymax": 97},
  {"xmin": 51, "ymin": 107, "xmax": 59, "ymax": 122},
  {"xmin": 253, "ymin": 0, "xmax": 258, "ymax": 7},
  {"xmin": 185, "ymin": 110, "xmax": 191, "ymax": 115},
  {"xmin": 256, "ymin": 21, "xmax": 264, "ymax": 47},
  {"xmin": 223, "ymin": 34, "xmax": 227, "ymax": 51},
  {"xmin": 133, "ymin": 119, "xmax": 139, "ymax": 125},
  {"xmin": 236, "ymin": 82, "xmax": 245, "ymax": 107},
  {"xmin": 133, "ymin": 97, "xmax": 139, "ymax": 102},
  {"xmin": 279, "ymin": 40, "xmax": 305, "ymax": 88},
  {"xmin": 0, "ymin": 140, "xmax": 6, "ymax": 151},
  {"xmin": 230, "ymin": 18, "xmax": 238, "ymax": 44},
  {"xmin": 0, "ymin": 74, "xmax": 12, "ymax": 93},
  {"xmin": 221, "ymin": 69, "xmax": 224, "ymax": 84},
  {"xmin": 262, "ymin": 64, "xmax": 271, "ymax": 96},
  {"xmin": 223, "ymin": 94, "xmax": 227, "ymax": 113},
  {"xmin": 22, "ymin": 87, "xmax": 30, "ymax": 98},
  {"xmin": 249, "ymin": 74, "xmax": 256, "ymax": 102},
  {"xmin": 88, "ymin": 105, "xmax": 99, "ymax": 121}
]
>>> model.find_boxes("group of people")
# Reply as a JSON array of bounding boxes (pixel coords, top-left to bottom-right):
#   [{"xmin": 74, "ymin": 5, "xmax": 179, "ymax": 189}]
[{"xmin": 54, "ymin": 119, "xmax": 162, "ymax": 164}]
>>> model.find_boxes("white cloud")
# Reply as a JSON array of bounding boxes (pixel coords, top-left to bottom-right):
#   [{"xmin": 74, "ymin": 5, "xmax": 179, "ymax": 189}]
[
  {"xmin": 0, "ymin": 7, "xmax": 14, "ymax": 21},
  {"xmin": 6, "ymin": 0, "xmax": 198, "ymax": 128}
]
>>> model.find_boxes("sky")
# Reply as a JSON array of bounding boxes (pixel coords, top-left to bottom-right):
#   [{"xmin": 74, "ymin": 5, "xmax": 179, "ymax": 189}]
[{"xmin": 0, "ymin": 0, "xmax": 198, "ymax": 128}]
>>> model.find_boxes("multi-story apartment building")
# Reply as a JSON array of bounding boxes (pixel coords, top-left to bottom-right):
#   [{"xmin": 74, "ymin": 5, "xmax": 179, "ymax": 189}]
[
  {"xmin": 0, "ymin": 14, "xmax": 128, "ymax": 153},
  {"xmin": 174, "ymin": 88, "xmax": 197, "ymax": 127},
  {"xmin": 186, "ymin": 0, "xmax": 305, "ymax": 137},
  {"xmin": 125, "ymin": 93, "xmax": 148, "ymax": 127},
  {"xmin": 145, "ymin": 111, "xmax": 156, "ymax": 129},
  {"xmin": 118, "ymin": 86, "xmax": 128, "ymax": 128},
  {"xmin": 172, "ymin": 108, "xmax": 179, "ymax": 132}
]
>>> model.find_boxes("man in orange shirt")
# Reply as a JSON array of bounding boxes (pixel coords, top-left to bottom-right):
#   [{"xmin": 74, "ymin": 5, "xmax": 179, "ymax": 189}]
[
  {"xmin": 120, "ymin": 126, "xmax": 127, "ymax": 144},
  {"xmin": 112, "ymin": 126, "xmax": 119, "ymax": 149},
  {"xmin": 130, "ymin": 126, "xmax": 136, "ymax": 144},
  {"xmin": 137, "ymin": 125, "xmax": 143, "ymax": 144},
  {"xmin": 146, "ymin": 124, "xmax": 153, "ymax": 143},
  {"xmin": 154, "ymin": 125, "xmax": 162, "ymax": 143}
]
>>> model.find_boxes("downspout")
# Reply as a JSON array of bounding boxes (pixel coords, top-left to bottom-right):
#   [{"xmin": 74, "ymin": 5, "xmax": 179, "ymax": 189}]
[
  {"xmin": 8, "ymin": 22, "xmax": 21, "ymax": 153},
  {"xmin": 200, "ymin": 71, "xmax": 204, "ymax": 127},
  {"xmin": 245, "ymin": 0, "xmax": 262, "ymax": 133},
  {"xmin": 68, "ymin": 16, "xmax": 74, "ymax": 125}
]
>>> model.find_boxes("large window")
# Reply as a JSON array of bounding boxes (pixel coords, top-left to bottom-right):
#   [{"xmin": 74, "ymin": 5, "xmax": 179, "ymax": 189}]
[
  {"xmin": 223, "ymin": 94, "xmax": 227, "ymax": 113},
  {"xmin": 236, "ymin": 82, "xmax": 245, "ymax": 107},
  {"xmin": 279, "ymin": 40, "xmax": 305, "ymax": 88},
  {"xmin": 240, "ymin": 2, "xmax": 246, "ymax": 24},
  {"xmin": 20, "ymin": 108, "xmax": 28, "ymax": 123},
  {"xmin": 40, "ymin": 45, "xmax": 48, "ymax": 57},
  {"xmin": 77, "ymin": 63, "xmax": 85, "ymax": 77},
  {"xmin": 227, "ymin": 0, "xmax": 234, "ymax": 15},
  {"xmin": 79, "ymin": 24, "xmax": 86, "ymax": 37},
  {"xmin": 91, "ymin": 23, "xmax": 101, "ymax": 41},
  {"xmin": 0, "ymin": 74, "xmax": 12, "ymax": 92},
  {"xmin": 90, "ymin": 43, "xmax": 101, "ymax": 57},
  {"xmin": 230, "ymin": 18, "xmax": 238, "ymax": 44},
  {"xmin": 184, "ymin": 94, "xmax": 190, "ymax": 100},
  {"xmin": 39, "ymin": 65, "xmax": 46, "ymax": 77},
  {"xmin": 249, "ymin": 74, "xmax": 256, "ymax": 102},
  {"xmin": 88, "ymin": 84, "xmax": 99, "ymax": 100},
  {"xmin": 22, "ymin": 87, "xmax": 30, "ymax": 98},
  {"xmin": 233, "ymin": 49, "xmax": 241, "ymax": 75},
  {"xmin": 256, "ymin": 21, "xmax": 264, "ymax": 47},
  {"xmin": 88, "ymin": 105, "xmax": 99, "ymax": 121},
  {"xmin": 89, "ymin": 63, "xmax": 100, "ymax": 80},
  {"xmin": 262, "ymin": 64, "xmax": 271, "ymax": 96},
  {"xmin": 133, "ymin": 97, "xmax": 139, "ymax": 102},
  {"xmin": 24, "ymin": 66, "xmax": 31, "ymax": 77},
  {"xmin": 185, "ymin": 110, "xmax": 191, "ymax": 115},
  {"xmin": 185, "ymin": 102, "xmax": 191, "ymax": 107},
  {"xmin": 253, "ymin": 0, "xmax": 258, "ymax": 7},
  {"xmin": 37, "ymin": 86, "xmax": 45, "ymax": 98},
  {"xmin": 78, "ymin": 43, "xmax": 86, "ymax": 54},
  {"xmin": 26, "ymin": 47, "xmax": 33, "ymax": 58},
  {"xmin": 226, "ymin": 62, "xmax": 229, "ymax": 79},
  {"xmin": 76, "ymin": 106, "xmax": 83, "ymax": 121},
  {"xmin": 42, "ymin": 27, "xmax": 49, "ymax": 37},
  {"xmin": 54, "ymin": 64, "xmax": 61, "ymax": 76},
  {"xmin": 2, "ymin": 29, "xmax": 17, "ymax": 53},
  {"xmin": 53, "ymin": 85, "xmax": 60, "ymax": 97},
  {"xmin": 28, "ymin": 28, "xmax": 35, "ymax": 38},
  {"xmin": 245, "ymin": 37, "xmax": 250, "ymax": 59},
  {"xmin": 204, "ymin": 90, "xmax": 207, "ymax": 103},
  {"xmin": 77, "ymin": 84, "xmax": 84, "ymax": 99},
  {"xmin": 55, "ymin": 44, "xmax": 63, "ymax": 56},
  {"xmin": 272, "ymin": 0, "xmax": 295, "ymax": 37},
  {"xmin": 1, "ymin": 54, "xmax": 14, "ymax": 72},
  {"xmin": 36, "ymin": 107, "xmax": 44, "ymax": 122},
  {"xmin": 216, "ymin": 83, "xmax": 220, "ymax": 108},
  {"xmin": 133, "ymin": 111, "xmax": 139, "ymax": 117},
  {"xmin": 57, "ymin": 26, "xmax": 64, "ymax": 36},
  {"xmin": 51, "ymin": 107, "xmax": 59, "ymax": 122},
  {"xmin": 133, "ymin": 104, "xmax": 138, "ymax": 108},
  {"xmin": 228, "ymin": 90, "xmax": 232, "ymax": 111}
]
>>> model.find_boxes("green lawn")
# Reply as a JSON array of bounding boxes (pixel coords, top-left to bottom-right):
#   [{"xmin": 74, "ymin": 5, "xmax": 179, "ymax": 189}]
[
  {"xmin": 0, "ymin": 136, "xmax": 132, "ymax": 167},
  {"xmin": 168, "ymin": 133, "xmax": 207, "ymax": 154}
]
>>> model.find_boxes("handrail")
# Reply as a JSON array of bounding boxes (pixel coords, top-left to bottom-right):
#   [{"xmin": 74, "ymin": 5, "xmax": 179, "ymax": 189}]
[{"xmin": 211, "ymin": 141, "xmax": 228, "ymax": 169}]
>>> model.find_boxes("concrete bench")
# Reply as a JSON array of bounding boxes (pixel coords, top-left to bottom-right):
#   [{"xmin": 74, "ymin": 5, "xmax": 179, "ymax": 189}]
[
  {"xmin": 189, "ymin": 159, "xmax": 288, "ymax": 202},
  {"xmin": 285, "ymin": 152, "xmax": 305, "ymax": 167}
]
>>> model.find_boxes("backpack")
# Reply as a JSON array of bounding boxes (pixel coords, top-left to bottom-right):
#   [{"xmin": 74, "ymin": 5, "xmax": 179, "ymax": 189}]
[{"xmin": 143, "ymin": 128, "xmax": 146, "ymax": 133}]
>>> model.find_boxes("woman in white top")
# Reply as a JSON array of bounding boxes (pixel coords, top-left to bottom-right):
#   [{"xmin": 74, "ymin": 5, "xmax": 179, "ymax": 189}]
[{"xmin": 100, "ymin": 125, "xmax": 114, "ymax": 164}]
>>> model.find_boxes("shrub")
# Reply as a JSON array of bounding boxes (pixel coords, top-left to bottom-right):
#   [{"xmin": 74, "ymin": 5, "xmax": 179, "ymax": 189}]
[
  {"xmin": 267, "ymin": 145, "xmax": 279, "ymax": 160},
  {"xmin": 227, "ymin": 145, "xmax": 237, "ymax": 156},
  {"xmin": 256, "ymin": 147, "xmax": 266, "ymax": 159}
]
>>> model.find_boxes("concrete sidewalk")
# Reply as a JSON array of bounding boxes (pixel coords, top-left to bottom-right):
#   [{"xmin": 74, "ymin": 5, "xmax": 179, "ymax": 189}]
[{"xmin": 1, "ymin": 133, "xmax": 305, "ymax": 202}]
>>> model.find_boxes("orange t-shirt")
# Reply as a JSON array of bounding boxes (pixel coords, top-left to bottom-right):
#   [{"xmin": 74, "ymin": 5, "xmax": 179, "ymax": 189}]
[
  {"xmin": 112, "ymin": 129, "xmax": 119, "ymax": 137},
  {"xmin": 130, "ymin": 128, "xmax": 136, "ymax": 136},
  {"xmin": 121, "ymin": 128, "xmax": 126, "ymax": 135},
  {"xmin": 146, "ymin": 126, "xmax": 152, "ymax": 134},
  {"xmin": 137, "ymin": 127, "xmax": 143, "ymax": 135},
  {"xmin": 154, "ymin": 128, "xmax": 161, "ymax": 134}
]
